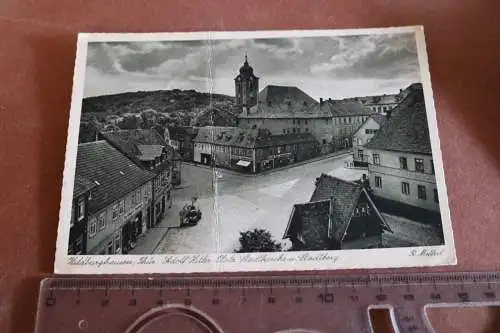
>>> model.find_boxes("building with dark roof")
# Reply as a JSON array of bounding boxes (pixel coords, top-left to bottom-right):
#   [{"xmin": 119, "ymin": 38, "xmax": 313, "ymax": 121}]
[
  {"xmin": 99, "ymin": 128, "xmax": 180, "ymax": 228},
  {"xmin": 352, "ymin": 113, "xmax": 389, "ymax": 167},
  {"xmin": 363, "ymin": 84, "xmax": 442, "ymax": 218},
  {"xmin": 325, "ymin": 100, "xmax": 376, "ymax": 148},
  {"xmin": 283, "ymin": 174, "xmax": 390, "ymax": 251},
  {"xmin": 338, "ymin": 93, "xmax": 401, "ymax": 114},
  {"xmin": 74, "ymin": 140, "xmax": 156, "ymax": 254},
  {"xmin": 193, "ymin": 126, "xmax": 320, "ymax": 173},
  {"xmin": 233, "ymin": 56, "xmax": 336, "ymax": 154},
  {"xmin": 69, "ymin": 176, "xmax": 97, "ymax": 255}
]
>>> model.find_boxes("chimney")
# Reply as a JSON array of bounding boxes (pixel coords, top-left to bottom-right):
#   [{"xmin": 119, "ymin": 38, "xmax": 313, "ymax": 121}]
[
  {"xmin": 328, "ymin": 98, "xmax": 332, "ymax": 102},
  {"xmin": 320, "ymin": 98, "xmax": 324, "ymax": 106}
]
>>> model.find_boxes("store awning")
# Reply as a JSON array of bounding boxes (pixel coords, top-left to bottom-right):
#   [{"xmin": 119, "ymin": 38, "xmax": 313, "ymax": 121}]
[{"xmin": 236, "ymin": 160, "xmax": 251, "ymax": 167}]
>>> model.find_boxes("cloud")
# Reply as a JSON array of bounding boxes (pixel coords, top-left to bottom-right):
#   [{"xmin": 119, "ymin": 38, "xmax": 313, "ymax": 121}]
[
  {"xmin": 310, "ymin": 33, "xmax": 419, "ymax": 80},
  {"xmin": 84, "ymin": 32, "xmax": 421, "ymax": 98}
]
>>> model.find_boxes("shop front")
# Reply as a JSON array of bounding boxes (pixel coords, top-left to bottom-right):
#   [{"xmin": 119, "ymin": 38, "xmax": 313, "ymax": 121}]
[{"xmin": 231, "ymin": 158, "xmax": 253, "ymax": 173}]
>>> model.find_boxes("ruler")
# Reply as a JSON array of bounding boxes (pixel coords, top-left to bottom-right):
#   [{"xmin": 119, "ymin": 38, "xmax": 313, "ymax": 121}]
[{"xmin": 34, "ymin": 271, "xmax": 500, "ymax": 333}]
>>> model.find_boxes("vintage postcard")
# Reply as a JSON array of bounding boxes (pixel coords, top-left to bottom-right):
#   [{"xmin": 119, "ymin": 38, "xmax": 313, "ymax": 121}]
[{"xmin": 54, "ymin": 26, "xmax": 457, "ymax": 274}]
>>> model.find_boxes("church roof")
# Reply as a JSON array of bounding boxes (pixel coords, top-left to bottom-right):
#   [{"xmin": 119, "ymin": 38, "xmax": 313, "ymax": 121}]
[
  {"xmin": 258, "ymin": 85, "xmax": 318, "ymax": 106},
  {"xmin": 239, "ymin": 85, "xmax": 332, "ymax": 119},
  {"xmin": 364, "ymin": 85, "xmax": 432, "ymax": 155},
  {"xmin": 235, "ymin": 54, "xmax": 258, "ymax": 79}
]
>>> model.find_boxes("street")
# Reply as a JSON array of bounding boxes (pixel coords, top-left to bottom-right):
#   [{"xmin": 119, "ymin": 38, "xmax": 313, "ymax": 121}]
[
  {"xmin": 150, "ymin": 153, "xmax": 443, "ymax": 254},
  {"xmin": 154, "ymin": 153, "xmax": 353, "ymax": 254}
]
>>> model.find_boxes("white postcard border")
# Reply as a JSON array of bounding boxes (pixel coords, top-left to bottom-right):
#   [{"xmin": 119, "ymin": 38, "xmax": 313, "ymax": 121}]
[{"xmin": 54, "ymin": 26, "xmax": 457, "ymax": 274}]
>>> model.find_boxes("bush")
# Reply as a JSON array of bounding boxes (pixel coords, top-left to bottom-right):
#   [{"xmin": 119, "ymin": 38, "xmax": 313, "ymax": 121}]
[{"xmin": 235, "ymin": 228, "xmax": 282, "ymax": 253}]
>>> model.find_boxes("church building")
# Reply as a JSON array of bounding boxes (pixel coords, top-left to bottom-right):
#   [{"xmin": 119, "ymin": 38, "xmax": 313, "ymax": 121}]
[{"xmin": 235, "ymin": 56, "xmax": 336, "ymax": 154}]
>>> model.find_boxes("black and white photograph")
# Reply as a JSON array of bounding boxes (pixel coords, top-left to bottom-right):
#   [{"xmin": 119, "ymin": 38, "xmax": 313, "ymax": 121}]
[{"xmin": 55, "ymin": 27, "xmax": 456, "ymax": 274}]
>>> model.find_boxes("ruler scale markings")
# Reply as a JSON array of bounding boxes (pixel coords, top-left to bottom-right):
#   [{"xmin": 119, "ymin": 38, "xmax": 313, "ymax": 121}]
[{"xmin": 35, "ymin": 272, "xmax": 500, "ymax": 333}]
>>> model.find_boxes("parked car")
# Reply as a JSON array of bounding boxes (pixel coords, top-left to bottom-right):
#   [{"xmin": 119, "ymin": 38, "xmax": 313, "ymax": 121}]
[{"xmin": 179, "ymin": 203, "xmax": 202, "ymax": 227}]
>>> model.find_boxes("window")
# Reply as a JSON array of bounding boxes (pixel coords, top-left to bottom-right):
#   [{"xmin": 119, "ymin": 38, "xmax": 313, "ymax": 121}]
[
  {"xmin": 305, "ymin": 120, "xmax": 308, "ymax": 125},
  {"xmin": 298, "ymin": 119, "xmax": 301, "ymax": 124},
  {"xmin": 89, "ymin": 218, "xmax": 97, "ymax": 237},
  {"xmin": 305, "ymin": 128, "xmax": 309, "ymax": 132},
  {"xmin": 431, "ymin": 160, "xmax": 435, "ymax": 174},
  {"xmin": 418, "ymin": 185, "xmax": 427, "ymax": 200},
  {"xmin": 98, "ymin": 213, "xmax": 105, "ymax": 230},
  {"xmin": 325, "ymin": 119, "xmax": 329, "ymax": 124},
  {"xmin": 132, "ymin": 191, "xmax": 137, "ymax": 204},
  {"xmin": 415, "ymin": 158, "xmax": 424, "ymax": 173},
  {"xmin": 372, "ymin": 154, "xmax": 380, "ymax": 165},
  {"xmin": 112, "ymin": 204, "xmax": 119, "ymax": 222},
  {"xmin": 357, "ymin": 150, "xmax": 364, "ymax": 159},
  {"xmin": 399, "ymin": 157, "xmax": 408, "ymax": 170},
  {"xmin": 401, "ymin": 182, "xmax": 410, "ymax": 195},
  {"xmin": 293, "ymin": 119, "xmax": 295, "ymax": 124},
  {"xmin": 434, "ymin": 189, "xmax": 439, "ymax": 203},
  {"xmin": 283, "ymin": 129, "xmax": 286, "ymax": 134},
  {"xmin": 293, "ymin": 128, "xmax": 296, "ymax": 133},
  {"xmin": 77, "ymin": 200, "xmax": 85, "ymax": 221},
  {"xmin": 119, "ymin": 200, "xmax": 124, "ymax": 214},
  {"xmin": 348, "ymin": 117, "xmax": 351, "ymax": 124},
  {"xmin": 297, "ymin": 128, "xmax": 301, "ymax": 133},
  {"xmin": 114, "ymin": 233, "xmax": 121, "ymax": 253},
  {"xmin": 107, "ymin": 240, "xmax": 114, "ymax": 254},
  {"xmin": 375, "ymin": 176, "xmax": 382, "ymax": 188},
  {"xmin": 322, "ymin": 139, "xmax": 327, "ymax": 144}
]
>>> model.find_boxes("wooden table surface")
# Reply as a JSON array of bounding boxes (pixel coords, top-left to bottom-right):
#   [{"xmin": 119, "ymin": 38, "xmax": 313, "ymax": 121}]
[{"xmin": 1, "ymin": 1, "xmax": 499, "ymax": 332}]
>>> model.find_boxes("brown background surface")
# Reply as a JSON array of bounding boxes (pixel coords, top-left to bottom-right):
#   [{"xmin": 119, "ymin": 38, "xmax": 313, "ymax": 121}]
[{"xmin": 1, "ymin": 1, "xmax": 499, "ymax": 332}]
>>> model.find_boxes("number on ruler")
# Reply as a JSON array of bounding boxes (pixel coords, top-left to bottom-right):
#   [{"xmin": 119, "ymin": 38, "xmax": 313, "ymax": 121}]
[
  {"xmin": 430, "ymin": 293, "xmax": 441, "ymax": 301},
  {"xmin": 317, "ymin": 293, "xmax": 334, "ymax": 303},
  {"xmin": 484, "ymin": 292, "xmax": 496, "ymax": 299},
  {"xmin": 457, "ymin": 292, "xmax": 469, "ymax": 302}
]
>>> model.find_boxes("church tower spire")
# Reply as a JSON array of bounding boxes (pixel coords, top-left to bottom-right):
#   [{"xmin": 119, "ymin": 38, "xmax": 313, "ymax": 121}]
[{"xmin": 234, "ymin": 53, "xmax": 259, "ymax": 112}]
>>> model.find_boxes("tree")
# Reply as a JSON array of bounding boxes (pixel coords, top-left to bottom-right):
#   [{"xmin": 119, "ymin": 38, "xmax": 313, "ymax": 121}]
[{"xmin": 234, "ymin": 228, "xmax": 282, "ymax": 253}]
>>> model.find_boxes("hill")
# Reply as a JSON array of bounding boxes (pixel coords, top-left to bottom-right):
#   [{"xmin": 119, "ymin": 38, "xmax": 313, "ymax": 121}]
[{"xmin": 79, "ymin": 89, "xmax": 238, "ymax": 143}]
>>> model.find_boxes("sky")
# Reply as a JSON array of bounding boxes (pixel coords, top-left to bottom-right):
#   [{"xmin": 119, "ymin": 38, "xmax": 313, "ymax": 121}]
[{"xmin": 83, "ymin": 32, "xmax": 422, "ymax": 100}]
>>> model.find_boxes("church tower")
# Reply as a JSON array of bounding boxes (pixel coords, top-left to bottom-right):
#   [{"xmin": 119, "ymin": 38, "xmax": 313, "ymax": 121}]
[{"xmin": 234, "ymin": 53, "xmax": 259, "ymax": 112}]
